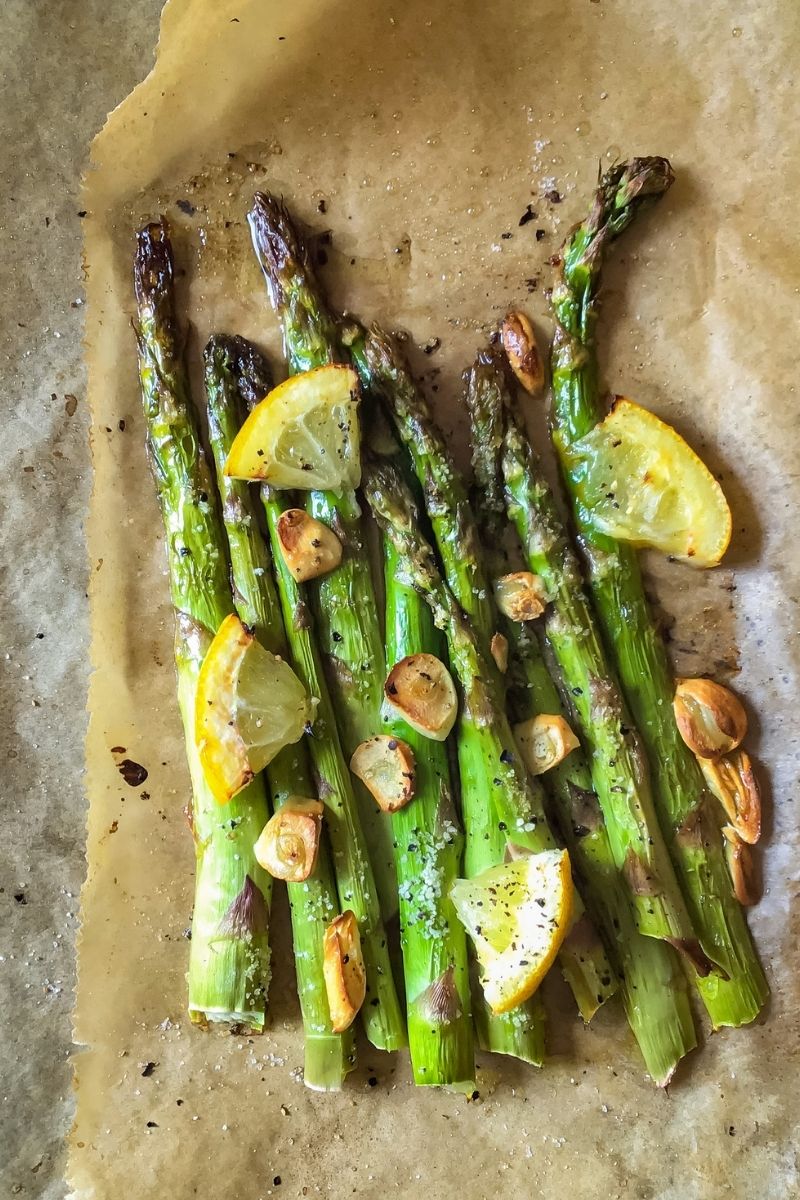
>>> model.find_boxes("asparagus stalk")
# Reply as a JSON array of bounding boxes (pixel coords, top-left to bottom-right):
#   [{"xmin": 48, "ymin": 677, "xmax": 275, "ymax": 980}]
[
  {"xmin": 387, "ymin": 446, "xmax": 543, "ymax": 1067},
  {"xmin": 456, "ymin": 751, "xmax": 547, "ymax": 1066},
  {"xmin": 229, "ymin": 373, "xmax": 405, "ymax": 1054},
  {"xmin": 355, "ymin": 332, "xmax": 495, "ymax": 652},
  {"xmin": 203, "ymin": 334, "xmax": 353, "ymax": 1089},
  {"xmin": 362, "ymin": 453, "xmax": 617, "ymax": 1030},
  {"xmin": 381, "ymin": 493, "xmax": 475, "ymax": 1085},
  {"xmin": 133, "ymin": 222, "xmax": 271, "ymax": 1028},
  {"xmin": 354, "ymin": 355, "xmax": 546, "ymax": 1064},
  {"xmin": 259, "ymin": 497, "xmax": 406, "ymax": 1050},
  {"xmin": 248, "ymin": 193, "xmax": 397, "ymax": 921},
  {"xmin": 354, "ymin": 326, "xmax": 617, "ymax": 1026},
  {"xmin": 499, "ymin": 361, "xmax": 715, "ymax": 974},
  {"xmin": 466, "ymin": 349, "xmax": 696, "ymax": 1084},
  {"xmin": 548, "ymin": 157, "xmax": 768, "ymax": 1026}
]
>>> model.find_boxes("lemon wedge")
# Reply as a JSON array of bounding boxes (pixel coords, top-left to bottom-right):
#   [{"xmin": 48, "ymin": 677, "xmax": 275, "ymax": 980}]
[
  {"xmin": 224, "ymin": 364, "xmax": 361, "ymax": 492},
  {"xmin": 196, "ymin": 613, "xmax": 313, "ymax": 804},
  {"xmin": 569, "ymin": 398, "xmax": 732, "ymax": 567},
  {"xmin": 450, "ymin": 849, "xmax": 573, "ymax": 1014}
]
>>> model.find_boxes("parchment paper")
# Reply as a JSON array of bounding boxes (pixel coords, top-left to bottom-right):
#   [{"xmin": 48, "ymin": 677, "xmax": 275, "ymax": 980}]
[{"xmin": 74, "ymin": 1, "xmax": 800, "ymax": 1196}]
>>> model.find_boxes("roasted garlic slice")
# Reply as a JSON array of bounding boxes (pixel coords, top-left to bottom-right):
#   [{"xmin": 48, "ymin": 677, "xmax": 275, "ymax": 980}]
[
  {"xmin": 673, "ymin": 677, "xmax": 747, "ymax": 758},
  {"xmin": 722, "ymin": 826, "xmax": 758, "ymax": 906},
  {"xmin": 276, "ymin": 508, "xmax": 343, "ymax": 582},
  {"xmin": 254, "ymin": 798, "xmax": 323, "ymax": 882},
  {"xmin": 501, "ymin": 310, "xmax": 545, "ymax": 396},
  {"xmin": 350, "ymin": 735, "xmax": 416, "ymax": 813},
  {"xmin": 698, "ymin": 750, "xmax": 761, "ymax": 844},
  {"xmin": 514, "ymin": 713, "xmax": 580, "ymax": 776},
  {"xmin": 323, "ymin": 911, "xmax": 366, "ymax": 1032},
  {"xmin": 384, "ymin": 652, "xmax": 458, "ymax": 741},
  {"xmin": 494, "ymin": 572, "xmax": 547, "ymax": 622},
  {"xmin": 490, "ymin": 632, "xmax": 509, "ymax": 673}
]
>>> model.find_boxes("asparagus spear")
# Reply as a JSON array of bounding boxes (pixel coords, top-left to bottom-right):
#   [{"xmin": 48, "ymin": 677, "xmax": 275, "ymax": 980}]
[
  {"xmin": 228, "ymin": 366, "xmax": 405, "ymax": 1054},
  {"xmin": 353, "ymin": 326, "xmax": 617, "ymax": 1026},
  {"xmin": 133, "ymin": 221, "xmax": 271, "ymax": 1028},
  {"xmin": 203, "ymin": 334, "xmax": 353, "ymax": 1089},
  {"xmin": 548, "ymin": 157, "xmax": 768, "ymax": 1026},
  {"xmin": 355, "ymin": 331, "xmax": 495, "ymax": 652},
  {"xmin": 362, "ymin": 452, "xmax": 618, "ymax": 1028},
  {"xmin": 354, "ymin": 358, "xmax": 546, "ymax": 1064},
  {"xmin": 466, "ymin": 349, "xmax": 696, "ymax": 1084},
  {"xmin": 247, "ymin": 193, "xmax": 397, "ymax": 921},
  {"xmin": 259, "ymin": 500, "xmax": 406, "ymax": 1051},
  {"xmin": 380, "ymin": 482, "xmax": 475, "ymax": 1085},
  {"xmin": 499, "ymin": 358, "xmax": 714, "ymax": 974}
]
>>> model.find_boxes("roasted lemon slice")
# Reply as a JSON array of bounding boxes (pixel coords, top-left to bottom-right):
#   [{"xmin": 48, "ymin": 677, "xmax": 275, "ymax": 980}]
[
  {"xmin": 224, "ymin": 364, "xmax": 361, "ymax": 492},
  {"xmin": 450, "ymin": 850, "xmax": 573, "ymax": 1014},
  {"xmin": 196, "ymin": 614, "xmax": 312, "ymax": 804},
  {"xmin": 569, "ymin": 398, "xmax": 732, "ymax": 567}
]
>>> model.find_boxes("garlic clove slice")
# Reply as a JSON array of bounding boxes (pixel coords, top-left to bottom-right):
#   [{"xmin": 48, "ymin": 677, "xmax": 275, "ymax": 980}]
[
  {"xmin": 673, "ymin": 677, "xmax": 748, "ymax": 758},
  {"xmin": 323, "ymin": 911, "xmax": 366, "ymax": 1032},
  {"xmin": 384, "ymin": 652, "xmax": 458, "ymax": 741},
  {"xmin": 514, "ymin": 713, "xmax": 580, "ymax": 776},
  {"xmin": 350, "ymin": 735, "xmax": 416, "ymax": 813},
  {"xmin": 254, "ymin": 798, "xmax": 324, "ymax": 882},
  {"xmin": 494, "ymin": 572, "xmax": 547, "ymax": 622},
  {"xmin": 490, "ymin": 632, "xmax": 509, "ymax": 673},
  {"xmin": 722, "ymin": 826, "xmax": 759, "ymax": 906},
  {"xmin": 698, "ymin": 750, "xmax": 761, "ymax": 844},
  {"xmin": 276, "ymin": 508, "xmax": 343, "ymax": 582},
  {"xmin": 501, "ymin": 310, "xmax": 545, "ymax": 396}
]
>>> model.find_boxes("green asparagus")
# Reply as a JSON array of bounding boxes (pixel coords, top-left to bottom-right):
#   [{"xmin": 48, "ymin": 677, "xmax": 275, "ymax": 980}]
[
  {"xmin": 204, "ymin": 334, "xmax": 354, "ymax": 1089},
  {"xmin": 248, "ymin": 193, "xmax": 396, "ymax": 922},
  {"xmin": 466, "ymin": 348, "xmax": 697, "ymax": 1084},
  {"xmin": 133, "ymin": 221, "xmax": 272, "ymax": 1028},
  {"xmin": 548, "ymin": 157, "xmax": 768, "ymax": 1026},
  {"xmin": 499, "ymin": 354, "xmax": 715, "ymax": 974},
  {"xmin": 381, "ymin": 489, "xmax": 475, "ymax": 1085},
  {"xmin": 352, "ymin": 351, "xmax": 546, "ymax": 1063},
  {"xmin": 230, "ymin": 375, "xmax": 406, "ymax": 1054},
  {"xmin": 501, "ymin": 381, "xmax": 719, "ymax": 984},
  {"xmin": 354, "ymin": 325, "xmax": 617, "ymax": 1027},
  {"xmin": 362, "ymin": 452, "xmax": 618, "ymax": 1031}
]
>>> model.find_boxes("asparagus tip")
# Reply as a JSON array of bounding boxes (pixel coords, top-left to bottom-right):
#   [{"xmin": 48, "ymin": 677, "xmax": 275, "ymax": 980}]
[
  {"xmin": 247, "ymin": 191, "xmax": 311, "ymax": 295},
  {"xmin": 203, "ymin": 332, "xmax": 274, "ymax": 409},
  {"xmin": 133, "ymin": 217, "xmax": 173, "ymax": 307},
  {"xmin": 588, "ymin": 156, "xmax": 675, "ymax": 244}
]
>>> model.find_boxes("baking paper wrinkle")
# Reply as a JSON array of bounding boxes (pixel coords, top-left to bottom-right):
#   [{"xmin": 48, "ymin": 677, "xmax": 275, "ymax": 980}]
[{"xmin": 74, "ymin": 0, "xmax": 800, "ymax": 1196}]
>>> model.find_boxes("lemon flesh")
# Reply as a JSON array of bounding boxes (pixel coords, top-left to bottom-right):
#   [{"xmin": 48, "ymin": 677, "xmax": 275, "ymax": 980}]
[
  {"xmin": 450, "ymin": 850, "xmax": 573, "ymax": 1014},
  {"xmin": 196, "ymin": 613, "xmax": 312, "ymax": 804},
  {"xmin": 224, "ymin": 364, "xmax": 361, "ymax": 492},
  {"xmin": 569, "ymin": 398, "xmax": 731, "ymax": 567}
]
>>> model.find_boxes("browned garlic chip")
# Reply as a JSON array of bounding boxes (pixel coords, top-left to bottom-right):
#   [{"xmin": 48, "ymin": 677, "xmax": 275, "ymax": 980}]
[
  {"xmin": 254, "ymin": 798, "xmax": 323, "ymax": 882},
  {"xmin": 384, "ymin": 652, "xmax": 458, "ymax": 741},
  {"xmin": 698, "ymin": 750, "xmax": 761, "ymax": 844},
  {"xmin": 350, "ymin": 735, "xmax": 416, "ymax": 813},
  {"xmin": 490, "ymin": 632, "xmax": 509, "ymax": 673},
  {"xmin": 323, "ymin": 911, "xmax": 366, "ymax": 1032},
  {"xmin": 501, "ymin": 310, "xmax": 545, "ymax": 396},
  {"xmin": 494, "ymin": 572, "xmax": 547, "ymax": 622},
  {"xmin": 276, "ymin": 508, "xmax": 343, "ymax": 582},
  {"xmin": 673, "ymin": 677, "xmax": 748, "ymax": 758},
  {"xmin": 514, "ymin": 713, "xmax": 580, "ymax": 775},
  {"xmin": 722, "ymin": 826, "xmax": 759, "ymax": 906}
]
